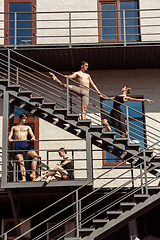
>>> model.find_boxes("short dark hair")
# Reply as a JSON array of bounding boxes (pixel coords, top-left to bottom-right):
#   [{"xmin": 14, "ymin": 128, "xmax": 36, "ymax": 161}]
[
  {"xmin": 81, "ymin": 61, "xmax": 88, "ymax": 66},
  {"xmin": 58, "ymin": 148, "xmax": 67, "ymax": 154},
  {"xmin": 126, "ymin": 86, "xmax": 132, "ymax": 94},
  {"xmin": 19, "ymin": 113, "xmax": 28, "ymax": 122}
]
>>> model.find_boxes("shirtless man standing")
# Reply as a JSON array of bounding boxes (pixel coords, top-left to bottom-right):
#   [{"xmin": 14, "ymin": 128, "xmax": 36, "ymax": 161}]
[
  {"xmin": 49, "ymin": 61, "xmax": 101, "ymax": 119},
  {"xmin": 8, "ymin": 113, "xmax": 39, "ymax": 182}
]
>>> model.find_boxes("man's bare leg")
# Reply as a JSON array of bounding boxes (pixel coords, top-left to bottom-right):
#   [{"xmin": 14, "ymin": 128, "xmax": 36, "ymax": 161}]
[
  {"xmin": 101, "ymin": 119, "xmax": 111, "ymax": 131},
  {"xmin": 81, "ymin": 104, "xmax": 87, "ymax": 120},
  {"xmin": 27, "ymin": 150, "xmax": 39, "ymax": 181},
  {"xmin": 16, "ymin": 154, "xmax": 26, "ymax": 182}
]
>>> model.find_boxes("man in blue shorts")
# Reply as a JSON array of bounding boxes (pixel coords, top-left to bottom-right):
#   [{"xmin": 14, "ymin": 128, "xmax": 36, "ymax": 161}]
[{"xmin": 8, "ymin": 113, "xmax": 39, "ymax": 182}]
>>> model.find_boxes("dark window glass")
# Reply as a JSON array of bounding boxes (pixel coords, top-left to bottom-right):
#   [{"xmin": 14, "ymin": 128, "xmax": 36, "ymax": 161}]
[
  {"xmin": 101, "ymin": 3, "xmax": 116, "ymax": 40},
  {"xmin": 9, "ymin": 3, "xmax": 32, "ymax": 45}
]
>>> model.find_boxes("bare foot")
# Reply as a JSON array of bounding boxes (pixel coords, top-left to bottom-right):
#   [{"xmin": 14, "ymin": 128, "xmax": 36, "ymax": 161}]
[
  {"xmin": 20, "ymin": 179, "xmax": 26, "ymax": 182},
  {"xmin": 30, "ymin": 173, "xmax": 36, "ymax": 181}
]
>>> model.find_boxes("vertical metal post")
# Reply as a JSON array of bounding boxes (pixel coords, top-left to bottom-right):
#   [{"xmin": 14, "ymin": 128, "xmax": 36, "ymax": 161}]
[
  {"xmin": 16, "ymin": 67, "xmax": 19, "ymax": 84},
  {"xmin": 4, "ymin": 233, "xmax": 7, "ymax": 240},
  {"xmin": 14, "ymin": 12, "xmax": 17, "ymax": 49},
  {"xmin": 2, "ymin": 91, "xmax": 9, "ymax": 187},
  {"xmin": 8, "ymin": 48, "xmax": 10, "ymax": 85},
  {"xmin": 79, "ymin": 200, "xmax": 82, "ymax": 228},
  {"xmin": 131, "ymin": 163, "xmax": 134, "ymax": 188},
  {"xmin": 143, "ymin": 150, "xmax": 148, "ymax": 195},
  {"xmin": 123, "ymin": 10, "xmax": 126, "ymax": 46},
  {"xmin": 126, "ymin": 106, "xmax": 130, "ymax": 142},
  {"xmin": 76, "ymin": 189, "xmax": 79, "ymax": 238},
  {"xmin": 67, "ymin": 78, "xmax": 70, "ymax": 115},
  {"xmin": 86, "ymin": 132, "xmax": 93, "ymax": 182},
  {"xmin": 140, "ymin": 163, "xmax": 144, "ymax": 194},
  {"xmin": 69, "ymin": 12, "xmax": 72, "ymax": 47}
]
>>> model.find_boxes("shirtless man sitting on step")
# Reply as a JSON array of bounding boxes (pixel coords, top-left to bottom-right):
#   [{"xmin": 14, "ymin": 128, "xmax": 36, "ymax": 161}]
[
  {"xmin": 49, "ymin": 61, "xmax": 101, "ymax": 120},
  {"xmin": 8, "ymin": 113, "xmax": 39, "ymax": 182}
]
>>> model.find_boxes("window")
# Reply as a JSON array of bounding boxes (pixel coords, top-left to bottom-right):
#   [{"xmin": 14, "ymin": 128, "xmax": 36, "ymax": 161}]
[
  {"xmin": 101, "ymin": 97, "xmax": 145, "ymax": 166},
  {"xmin": 4, "ymin": 0, "xmax": 36, "ymax": 45},
  {"xmin": 98, "ymin": 0, "xmax": 139, "ymax": 42}
]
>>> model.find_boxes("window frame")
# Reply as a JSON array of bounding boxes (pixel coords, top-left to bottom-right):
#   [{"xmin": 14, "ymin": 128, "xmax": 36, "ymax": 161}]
[
  {"xmin": 98, "ymin": 0, "xmax": 140, "ymax": 43},
  {"xmin": 4, "ymin": 0, "xmax": 36, "ymax": 45},
  {"xmin": 101, "ymin": 95, "xmax": 146, "ymax": 167}
]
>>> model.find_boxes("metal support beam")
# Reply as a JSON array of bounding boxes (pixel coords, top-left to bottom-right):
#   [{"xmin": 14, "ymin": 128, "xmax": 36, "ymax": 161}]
[
  {"xmin": 2, "ymin": 90, "xmax": 9, "ymax": 187},
  {"xmin": 8, "ymin": 189, "xmax": 20, "ymax": 236},
  {"xmin": 128, "ymin": 218, "xmax": 139, "ymax": 240},
  {"xmin": 86, "ymin": 131, "xmax": 93, "ymax": 182}
]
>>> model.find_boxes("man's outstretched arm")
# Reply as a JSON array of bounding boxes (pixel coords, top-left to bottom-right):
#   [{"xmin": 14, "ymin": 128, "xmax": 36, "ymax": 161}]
[
  {"xmin": 64, "ymin": 72, "xmax": 77, "ymax": 79},
  {"xmin": 89, "ymin": 76, "xmax": 101, "ymax": 94}
]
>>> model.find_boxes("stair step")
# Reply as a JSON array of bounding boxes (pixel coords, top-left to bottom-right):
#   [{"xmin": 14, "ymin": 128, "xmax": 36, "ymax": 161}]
[
  {"xmin": 93, "ymin": 219, "xmax": 109, "ymax": 228},
  {"xmin": 139, "ymin": 150, "xmax": 153, "ymax": 158},
  {"xmin": 67, "ymin": 114, "xmax": 79, "ymax": 121},
  {"xmin": 134, "ymin": 194, "xmax": 149, "ymax": 203},
  {"xmin": 30, "ymin": 97, "xmax": 44, "ymax": 104},
  {"xmin": 64, "ymin": 238, "xmax": 80, "ymax": 240},
  {"xmin": 78, "ymin": 119, "xmax": 92, "ymax": 127},
  {"xmin": 101, "ymin": 131, "xmax": 116, "ymax": 139},
  {"xmin": 42, "ymin": 102, "xmax": 56, "ymax": 109},
  {"xmin": 89, "ymin": 125, "xmax": 103, "ymax": 133},
  {"xmin": 0, "ymin": 80, "xmax": 8, "ymax": 86},
  {"xmin": 106, "ymin": 210, "xmax": 122, "ymax": 219},
  {"xmin": 8, "ymin": 84, "xmax": 20, "ymax": 91},
  {"xmin": 18, "ymin": 91, "xmax": 32, "ymax": 98},
  {"xmin": 115, "ymin": 137, "xmax": 128, "ymax": 143},
  {"xmin": 120, "ymin": 202, "xmax": 136, "ymax": 210},
  {"xmin": 54, "ymin": 108, "xmax": 67, "ymax": 115},
  {"xmin": 79, "ymin": 228, "xmax": 95, "ymax": 232}
]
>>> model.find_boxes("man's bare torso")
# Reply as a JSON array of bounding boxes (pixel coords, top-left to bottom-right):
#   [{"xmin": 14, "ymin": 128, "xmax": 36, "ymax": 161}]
[
  {"xmin": 12, "ymin": 125, "xmax": 30, "ymax": 140},
  {"xmin": 75, "ymin": 71, "xmax": 90, "ymax": 88}
]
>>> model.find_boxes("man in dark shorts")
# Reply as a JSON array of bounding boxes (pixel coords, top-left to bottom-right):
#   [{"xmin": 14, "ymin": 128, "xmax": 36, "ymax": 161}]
[
  {"xmin": 35, "ymin": 147, "xmax": 74, "ymax": 183},
  {"xmin": 8, "ymin": 113, "xmax": 39, "ymax": 182}
]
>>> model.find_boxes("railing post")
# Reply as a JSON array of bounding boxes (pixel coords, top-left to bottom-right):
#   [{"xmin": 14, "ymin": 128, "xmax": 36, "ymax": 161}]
[
  {"xmin": 16, "ymin": 67, "xmax": 19, "ymax": 84},
  {"xmin": 67, "ymin": 78, "xmax": 70, "ymax": 115},
  {"xmin": 140, "ymin": 163, "xmax": 144, "ymax": 194},
  {"xmin": 8, "ymin": 48, "xmax": 10, "ymax": 85},
  {"xmin": 86, "ymin": 132, "xmax": 93, "ymax": 182},
  {"xmin": 123, "ymin": 10, "xmax": 126, "ymax": 46},
  {"xmin": 76, "ymin": 189, "xmax": 80, "ymax": 238},
  {"xmin": 4, "ymin": 233, "xmax": 7, "ymax": 240},
  {"xmin": 126, "ymin": 106, "xmax": 130, "ymax": 142},
  {"xmin": 143, "ymin": 150, "xmax": 148, "ymax": 195},
  {"xmin": 14, "ymin": 12, "xmax": 17, "ymax": 49},
  {"xmin": 69, "ymin": 12, "xmax": 72, "ymax": 47}
]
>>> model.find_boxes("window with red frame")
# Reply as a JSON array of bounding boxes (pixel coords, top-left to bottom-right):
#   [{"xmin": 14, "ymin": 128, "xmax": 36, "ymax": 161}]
[{"xmin": 98, "ymin": 0, "xmax": 140, "ymax": 42}]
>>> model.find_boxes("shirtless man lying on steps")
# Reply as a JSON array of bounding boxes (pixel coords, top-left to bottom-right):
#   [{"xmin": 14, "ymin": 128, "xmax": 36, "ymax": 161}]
[
  {"xmin": 8, "ymin": 113, "xmax": 39, "ymax": 182},
  {"xmin": 49, "ymin": 61, "xmax": 101, "ymax": 120}
]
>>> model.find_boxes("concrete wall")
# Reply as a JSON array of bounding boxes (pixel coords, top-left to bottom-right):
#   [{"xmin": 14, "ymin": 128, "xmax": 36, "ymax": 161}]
[
  {"xmin": 139, "ymin": 0, "xmax": 160, "ymax": 41},
  {"xmin": 36, "ymin": 0, "xmax": 98, "ymax": 44}
]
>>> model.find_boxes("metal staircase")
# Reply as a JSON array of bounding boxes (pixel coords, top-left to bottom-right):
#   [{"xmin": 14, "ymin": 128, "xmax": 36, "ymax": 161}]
[{"xmin": 0, "ymin": 46, "xmax": 160, "ymax": 239}]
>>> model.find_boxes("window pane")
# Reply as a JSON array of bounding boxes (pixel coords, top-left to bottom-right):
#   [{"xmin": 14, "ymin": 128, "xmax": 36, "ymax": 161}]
[
  {"xmin": 101, "ymin": 3, "xmax": 116, "ymax": 40},
  {"xmin": 120, "ymin": 1, "xmax": 139, "ymax": 41},
  {"xmin": 9, "ymin": 3, "xmax": 32, "ymax": 45}
]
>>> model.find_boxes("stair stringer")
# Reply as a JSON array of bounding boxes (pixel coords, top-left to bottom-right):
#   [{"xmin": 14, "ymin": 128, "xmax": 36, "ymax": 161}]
[{"xmin": 82, "ymin": 191, "xmax": 160, "ymax": 240}]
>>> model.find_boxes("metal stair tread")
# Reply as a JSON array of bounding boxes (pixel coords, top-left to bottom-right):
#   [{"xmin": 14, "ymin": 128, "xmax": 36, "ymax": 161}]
[
  {"xmin": 106, "ymin": 210, "xmax": 123, "ymax": 215},
  {"xmin": 120, "ymin": 202, "xmax": 136, "ymax": 206},
  {"xmin": 79, "ymin": 228, "xmax": 95, "ymax": 232},
  {"xmin": 134, "ymin": 194, "xmax": 150, "ymax": 198},
  {"xmin": 93, "ymin": 219, "xmax": 109, "ymax": 223}
]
